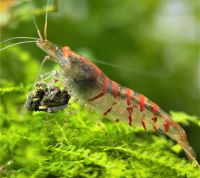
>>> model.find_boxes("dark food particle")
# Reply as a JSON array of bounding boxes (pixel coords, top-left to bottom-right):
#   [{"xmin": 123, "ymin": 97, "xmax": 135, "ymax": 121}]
[{"xmin": 25, "ymin": 82, "xmax": 70, "ymax": 112}]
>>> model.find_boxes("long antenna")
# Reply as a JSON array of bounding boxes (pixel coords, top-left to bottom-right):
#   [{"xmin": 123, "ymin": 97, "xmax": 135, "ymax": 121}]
[
  {"xmin": 92, "ymin": 58, "xmax": 171, "ymax": 78},
  {"xmin": 44, "ymin": 0, "xmax": 50, "ymax": 40},
  {"xmin": 0, "ymin": 41, "xmax": 37, "ymax": 52},
  {"xmin": 32, "ymin": 15, "xmax": 43, "ymax": 40},
  {"xmin": 0, "ymin": 37, "xmax": 39, "ymax": 45}
]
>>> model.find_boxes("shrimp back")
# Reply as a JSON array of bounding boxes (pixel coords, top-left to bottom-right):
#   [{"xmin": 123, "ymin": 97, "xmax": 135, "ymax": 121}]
[{"xmin": 36, "ymin": 40, "xmax": 197, "ymax": 162}]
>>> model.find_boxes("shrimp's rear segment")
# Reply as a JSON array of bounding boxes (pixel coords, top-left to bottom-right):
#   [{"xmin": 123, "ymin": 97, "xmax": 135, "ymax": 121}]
[
  {"xmin": 87, "ymin": 82, "xmax": 197, "ymax": 161},
  {"xmin": 67, "ymin": 62, "xmax": 197, "ymax": 162}
]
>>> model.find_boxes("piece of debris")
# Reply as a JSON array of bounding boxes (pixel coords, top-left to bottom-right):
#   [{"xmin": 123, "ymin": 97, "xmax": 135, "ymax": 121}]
[{"xmin": 25, "ymin": 82, "xmax": 70, "ymax": 112}]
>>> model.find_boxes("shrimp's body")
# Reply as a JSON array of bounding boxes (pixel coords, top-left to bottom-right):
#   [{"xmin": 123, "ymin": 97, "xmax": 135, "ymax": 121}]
[{"xmin": 37, "ymin": 40, "xmax": 196, "ymax": 162}]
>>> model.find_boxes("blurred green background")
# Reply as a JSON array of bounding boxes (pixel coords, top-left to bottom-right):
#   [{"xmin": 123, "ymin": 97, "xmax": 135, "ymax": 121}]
[{"xmin": 1, "ymin": 0, "xmax": 199, "ymax": 115}]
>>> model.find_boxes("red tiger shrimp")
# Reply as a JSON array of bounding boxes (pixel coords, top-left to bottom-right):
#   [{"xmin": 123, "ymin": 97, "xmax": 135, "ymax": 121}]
[
  {"xmin": 37, "ymin": 40, "xmax": 197, "ymax": 162},
  {"xmin": 34, "ymin": 24, "xmax": 198, "ymax": 163},
  {"xmin": 0, "ymin": 0, "xmax": 198, "ymax": 165}
]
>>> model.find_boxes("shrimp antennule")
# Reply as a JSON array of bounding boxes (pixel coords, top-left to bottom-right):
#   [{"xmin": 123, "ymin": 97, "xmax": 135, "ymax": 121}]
[
  {"xmin": 32, "ymin": 15, "xmax": 43, "ymax": 40},
  {"xmin": 44, "ymin": 0, "xmax": 50, "ymax": 40}
]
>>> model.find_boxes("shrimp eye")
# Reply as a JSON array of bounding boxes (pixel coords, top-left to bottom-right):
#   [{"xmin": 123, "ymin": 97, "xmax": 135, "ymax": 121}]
[{"xmin": 53, "ymin": 43, "xmax": 62, "ymax": 50}]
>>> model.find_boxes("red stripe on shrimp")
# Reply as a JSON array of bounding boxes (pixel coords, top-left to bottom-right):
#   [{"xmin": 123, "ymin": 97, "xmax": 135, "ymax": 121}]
[
  {"xmin": 139, "ymin": 94, "xmax": 145, "ymax": 112},
  {"xmin": 152, "ymin": 103, "xmax": 158, "ymax": 114},
  {"xmin": 88, "ymin": 76, "xmax": 109, "ymax": 101},
  {"xmin": 103, "ymin": 102, "xmax": 117, "ymax": 115},
  {"xmin": 127, "ymin": 107, "xmax": 133, "ymax": 126},
  {"xmin": 126, "ymin": 89, "xmax": 133, "ymax": 126},
  {"xmin": 163, "ymin": 120, "xmax": 170, "ymax": 132},
  {"xmin": 104, "ymin": 107, "xmax": 112, "ymax": 115},
  {"xmin": 142, "ymin": 120, "xmax": 147, "ymax": 130},
  {"xmin": 112, "ymin": 81, "xmax": 118, "ymax": 99},
  {"xmin": 141, "ymin": 113, "xmax": 147, "ymax": 130},
  {"xmin": 126, "ymin": 88, "xmax": 132, "ymax": 105},
  {"xmin": 152, "ymin": 103, "xmax": 158, "ymax": 131}
]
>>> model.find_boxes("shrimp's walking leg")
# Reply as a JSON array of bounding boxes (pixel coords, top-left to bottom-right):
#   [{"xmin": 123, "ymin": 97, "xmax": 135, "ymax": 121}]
[
  {"xmin": 34, "ymin": 55, "xmax": 52, "ymax": 84},
  {"xmin": 40, "ymin": 70, "xmax": 58, "ymax": 81}
]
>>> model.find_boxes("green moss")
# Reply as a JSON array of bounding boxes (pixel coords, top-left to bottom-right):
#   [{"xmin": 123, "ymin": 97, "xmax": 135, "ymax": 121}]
[{"xmin": 0, "ymin": 91, "xmax": 200, "ymax": 178}]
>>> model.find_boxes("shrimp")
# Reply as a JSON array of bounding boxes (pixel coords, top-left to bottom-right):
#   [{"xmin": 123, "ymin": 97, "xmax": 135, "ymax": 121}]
[
  {"xmin": 37, "ymin": 40, "xmax": 197, "ymax": 162},
  {"xmin": 1, "ymin": 0, "xmax": 198, "ymax": 164},
  {"xmin": 36, "ymin": 34, "xmax": 198, "ymax": 163}
]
